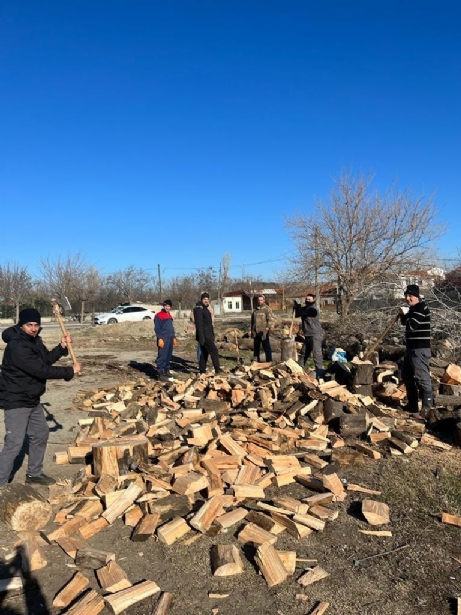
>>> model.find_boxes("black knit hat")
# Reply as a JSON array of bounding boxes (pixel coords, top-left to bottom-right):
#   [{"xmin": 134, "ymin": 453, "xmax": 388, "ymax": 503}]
[
  {"xmin": 200, "ymin": 292, "xmax": 210, "ymax": 300},
  {"xmin": 404, "ymin": 284, "xmax": 420, "ymax": 298},
  {"xmin": 18, "ymin": 308, "xmax": 41, "ymax": 326},
  {"xmin": 163, "ymin": 299, "xmax": 173, "ymax": 307}
]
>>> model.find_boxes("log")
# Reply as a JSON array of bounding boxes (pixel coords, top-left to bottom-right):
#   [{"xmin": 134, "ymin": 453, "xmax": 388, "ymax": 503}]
[
  {"xmin": 237, "ymin": 523, "xmax": 278, "ymax": 546},
  {"xmin": 92, "ymin": 435, "xmax": 149, "ymax": 478},
  {"xmin": 211, "ymin": 544, "xmax": 244, "ymax": 576},
  {"xmin": 104, "ymin": 580, "xmax": 161, "ymax": 614},
  {"xmin": 131, "ymin": 514, "xmax": 160, "ymax": 541},
  {"xmin": 322, "ymin": 398, "xmax": 344, "ymax": 423},
  {"xmin": 281, "ymin": 339, "xmax": 298, "ymax": 362},
  {"xmin": 435, "ymin": 394, "xmax": 461, "ymax": 409},
  {"xmin": 442, "ymin": 364, "xmax": 461, "ymax": 385},
  {"xmin": 339, "ymin": 413, "xmax": 369, "ymax": 437},
  {"xmin": 362, "ymin": 499, "xmax": 390, "ymax": 526},
  {"xmin": 351, "ymin": 362, "xmax": 374, "ymax": 385},
  {"xmin": 19, "ymin": 533, "xmax": 47, "ymax": 572},
  {"xmin": 157, "ymin": 517, "xmax": 191, "ymax": 545},
  {"xmin": 75, "ymin": 547, "xmax": 115, "ymax": 570},
  {"xmin": 190, "ymin": 496, "xmax": 225, "ymax": 533},
  {"xmin": 0, "ymin": 484, "xmax": 52, "ymax": 531},
  {"xmin": 102, "ymin": 483, "xmax": 144, "ymax": 524}
]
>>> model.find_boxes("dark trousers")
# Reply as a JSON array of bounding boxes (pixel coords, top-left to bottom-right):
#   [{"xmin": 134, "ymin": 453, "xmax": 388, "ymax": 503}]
[
  {"xmin": 157, "ymin": 336, "xmax": 174, "ymax": 373},
  {"xmin": 299, "ymin": 335, "xmax": 323, "ymax": 370},
  {"xmin": 401, "ymin": 347, "xmax": 433, "ymax": 412},
  {"xmin": 0, "ymin": 405, "xmax": 49, "ymax": 484},
  {"xmin": 253, "ymin": 333, "xmax": 272, "ymax": 362},
  {"xmin": 199, "ymin": 339, "xmax": 220, "ymax": 373}
]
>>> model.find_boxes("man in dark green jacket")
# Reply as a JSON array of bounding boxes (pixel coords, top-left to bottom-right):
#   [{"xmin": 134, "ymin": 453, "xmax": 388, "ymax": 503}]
[{"xmin": 0, "ymin": 308, "xmax": 81, "ymax": 486}]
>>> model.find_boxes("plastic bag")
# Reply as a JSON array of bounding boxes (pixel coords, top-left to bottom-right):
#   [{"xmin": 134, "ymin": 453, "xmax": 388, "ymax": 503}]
[{"xmin": 330, "ymin": 347, "xmax": 348, "ymax": 363}]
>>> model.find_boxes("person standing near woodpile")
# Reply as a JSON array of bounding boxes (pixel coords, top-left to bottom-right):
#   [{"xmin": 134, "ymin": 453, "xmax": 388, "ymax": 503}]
[
  {"xmin": 399, "ymin": 284, "xmax": 432, "ymax": 420},
  {"xmin": 190, "ymin": 295, "xmax": 215, "ymax": 366},
  {"xmin": 250, "ymin": 294, "xmax": 274, "ymax": 363},
  {"xmin": 293, "ymin": 293, "xmax": 324, "ymax": 380},
  {"xmin": 193, "ymin": 292, "xmax": 222, "ymax": 375},
  {"xmin": 155, "ymin": 299, "xmax": 177, "ymax": 382},
  {"xmin": 0, "ymin": 308, "xmax": 81, "ymax": 487}
]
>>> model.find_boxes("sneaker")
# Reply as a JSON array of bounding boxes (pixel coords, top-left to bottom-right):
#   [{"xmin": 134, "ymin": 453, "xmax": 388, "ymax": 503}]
[{"xmin": 25, "ymin": 474, "xmax": 56, "ymax": 486}]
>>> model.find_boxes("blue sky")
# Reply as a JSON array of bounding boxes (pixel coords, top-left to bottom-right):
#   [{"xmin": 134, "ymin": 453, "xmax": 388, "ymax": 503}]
[{"xmin": 1, "ymin": 1, "xmax": 460, "ymax": 281}]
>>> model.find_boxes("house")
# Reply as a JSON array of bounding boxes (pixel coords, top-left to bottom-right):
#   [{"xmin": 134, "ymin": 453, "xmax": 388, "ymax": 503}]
[{"xmin": 222, "ymin": 289, "xmax": 284, "ymax": 313}]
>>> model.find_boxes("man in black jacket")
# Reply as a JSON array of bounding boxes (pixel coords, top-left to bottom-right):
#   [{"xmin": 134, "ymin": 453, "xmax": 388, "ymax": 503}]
[
  {"xmin": 193, "ymin": 293, "xmax": 221, "ymax": 375},
  {"xmin": 294, "ymin": 293, "xmax": 324, "ymax": 379},
  {"xmin": 0, "ymin": 308, "xmax": 81, "ymax": 486},
  {"xmin": 399, "ymin": 284, "xmax": 432, "ymax": 419}
]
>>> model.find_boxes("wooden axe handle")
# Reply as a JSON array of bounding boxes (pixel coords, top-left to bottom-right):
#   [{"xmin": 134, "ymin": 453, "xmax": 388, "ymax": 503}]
[
  {"xmin": 363, "ymin": 313, "xmax": 400, "ymax": 361},
  {"xmin": 51, "ymin": 302, "xmax": 79, "ymax": 366},
  {"xmin": 289, "ymin": 309, "xmax": 296, "ymax": 338}
]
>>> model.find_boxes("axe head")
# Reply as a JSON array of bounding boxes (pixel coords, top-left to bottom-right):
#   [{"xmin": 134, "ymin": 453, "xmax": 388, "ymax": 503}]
[{"xmin": 50, "ymin": 296, "xmax": 72, "ymax": 312}]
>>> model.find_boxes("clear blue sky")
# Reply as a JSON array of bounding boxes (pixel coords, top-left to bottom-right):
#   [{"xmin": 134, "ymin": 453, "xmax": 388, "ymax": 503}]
[{"xmin": 1, "ymin": 1, "xmax": 460, "ymax": 281}]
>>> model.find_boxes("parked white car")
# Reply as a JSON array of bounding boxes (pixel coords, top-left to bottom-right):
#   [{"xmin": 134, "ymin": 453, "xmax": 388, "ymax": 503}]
[{"xmin": 94, "ymin": 305, "xmax": 155, "ymax": 325}]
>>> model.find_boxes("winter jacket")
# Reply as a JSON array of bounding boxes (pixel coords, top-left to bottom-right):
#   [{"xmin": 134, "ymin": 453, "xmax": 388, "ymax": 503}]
[
  {"xmin": 194, "ymin": 303, "xmax": 215, "ymax": 345},
  {"xmin": 401, "ymin": 300, "xmax": 431, "ymax": 349},
  {"xmin": 154, "ymin": 309, "xmax": 175, "ymax": 340},
  {"xmin": 0, "ymin": 325, "xmax": 74, "ymax": 410},
  {"xmin": 251, "ymin": 304, "xmax": 274, "ymax": 335},
  {"xmin": 294, "ymin": 302, "xmax": 323, "ymax": 338}
]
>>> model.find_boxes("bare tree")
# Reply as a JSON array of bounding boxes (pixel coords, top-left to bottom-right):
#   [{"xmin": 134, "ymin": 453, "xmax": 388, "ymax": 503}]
[
  {"xmin": 218, "ymin": 253, "xmax": 231, "ymax": 302},
  {"xmin": 106, "ymin": 265, "xmax": 154, "ymax": 304},
  {"xmin": 39, "ymin": 252, "xmax": 97, "ymax": 319},
  {"xmin": 0, "ymin": 262, "xmax": 33, "ymax": 321},
  {"xmin": 286, "ymin": 170, "xmax": 444, "ymax": 317}
]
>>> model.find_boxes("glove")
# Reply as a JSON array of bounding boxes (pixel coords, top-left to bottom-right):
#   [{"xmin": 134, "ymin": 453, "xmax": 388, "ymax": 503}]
[
  {"xmin": 173, "ymin": 338, "xmax": 178, "ymax": 347},
  {"xmin": 399, "ymin": 306, "xmax": 409, "ymax": 316},
  {"xmin": 158, "ymin": 339, "xmax": 164, "ymax": 348}
]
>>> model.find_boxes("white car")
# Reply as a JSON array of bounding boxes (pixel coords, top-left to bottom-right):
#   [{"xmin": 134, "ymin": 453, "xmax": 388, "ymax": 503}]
[{"xmin": 94, "ymin": 305, "xmax": 155, "ymax": 325}]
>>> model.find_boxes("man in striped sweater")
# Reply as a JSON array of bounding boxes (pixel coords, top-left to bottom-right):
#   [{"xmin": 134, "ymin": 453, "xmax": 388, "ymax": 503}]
[{"xmin": 399, "ymin": 284, "xmax": 432, "ymax": 419}]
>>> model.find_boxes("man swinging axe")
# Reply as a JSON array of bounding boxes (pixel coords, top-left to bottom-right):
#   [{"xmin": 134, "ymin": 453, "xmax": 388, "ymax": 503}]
[{"xmin": 293, "ymin": 293, "xmax": 324, "ymax": 380}]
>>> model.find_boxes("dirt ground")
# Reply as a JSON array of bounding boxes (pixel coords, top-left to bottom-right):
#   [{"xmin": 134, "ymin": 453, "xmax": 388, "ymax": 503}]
[{"xmin": 1, "ymin": 319, "xmax": 461, "ymax": 615}]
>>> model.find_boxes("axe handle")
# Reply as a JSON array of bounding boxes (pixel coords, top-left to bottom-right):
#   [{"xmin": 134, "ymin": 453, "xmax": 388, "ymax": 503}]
[
  {"xmin": 52, "ymin": 305, "xmax": 79, "ymax": 365},
  {"xmin": 363, "ymin": 313, "xmax": 400, "ymax": 361},
  {"xmin": 289, "ymin": 309, "xmax": 296, "ymax": 339}
]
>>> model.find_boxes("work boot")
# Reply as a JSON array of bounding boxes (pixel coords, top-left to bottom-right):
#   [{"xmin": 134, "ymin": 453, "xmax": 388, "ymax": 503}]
[
  {"xmin": 26, "ymin": 474, "xmax": 56, "ymax": 486},
  {"xmin": 157, "ymin": 371, "xmax": 168, "ymax": 382}
]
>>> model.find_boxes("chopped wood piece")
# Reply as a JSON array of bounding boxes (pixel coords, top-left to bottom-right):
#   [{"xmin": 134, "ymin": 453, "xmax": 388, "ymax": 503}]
[
  {"xmin": 255, "ymin": 542, "xmax": 288, "ymax": 587},
  {"xmin": 0, "ymin": 577, "xmax": 23, "ymax": 592},
  {"xmin": 132, "ymin": 514, "xmax": 160, "ymax": 541},
  {"xmin": 362, "ymin": 499, "xmax": 390, "ymax": 526},
  {"xmin": 347, "ymin": 483, "xmax": 382, "ymax": 495},
  {"xmin": 269, "ymin": 512, "xmax": 313, "ymax": 539},
  {"xmin": 19, "ymin": 533, "xmax": 47, "ymax": 572},
  {"xmin": 442, "ymin": 512, "xmax": 461, "ymax": 527},
  {"xmin": 215, "ymin": 508, "xmax": 248, "ymax": 529},
  {"xmin": 322, "ymin": 473, "xmax": 344, "ymax": 496},
  {"xmin": 75, "ymin": 547, "xmax": 115, "ymax": 570},
  {"xmin": 354, "ymin": 442, "xmax": 382, "ymax": 460},
  {"xmin": 276, "ymin": 550, "xmax": 297, "ymax": 575},
  {"xmin": 171, "ymin": 471, "xmax": 209, "ymax": 495},
  {"xmin": 237, "ymin": 523, "xmax": 278, "ymax": 546},
  {"xmin": 309, "ymin": 504, "xmax": 339, "ymax": 521},
  {"xmin": 153, "ymin": 592, "xmax": 174, "ymax": 615},
  {"xmin": 65, "ymin": 589, "xmax": 105, "ymax": 615},
  {"xmin": 102, "ymin": 483, "xmax": 144, "ymax": 524},
  {"xmin": 211, "ymin": 544, "xmax": 244, "ymax": 576},
  {"xmin": 292, "ymin": 513, "xmax": 326, "ymax": 532},
  {"xmin": 104, "ymin": 580, "xmax": 161, "ymax": 614},
  {"xmin": 420, "ymin": 434, "xmax": 451, "ymax": 450},
  {"xmin": 359, "ymin": 530, "xmax": 392, "ymax": 536},
  {"xmin": 157, "ymin": 517, "xmax": 191, "ymax": 545},
  {"xmin": 96, "ymin": 561, "xmax": 132, "ymax": 593},
  {"xmin": 93, "ymin": 436, "xmax": 149, "ymax": 478},
  {"xmin": 297, "ymin": 565, "xmax": 330, "ymax": 587},
  {"xmin": 53, "ymin": 572, "xmax": 90, "ymax": 608},
  {"xmin": 232, "ymin": 485, "xmax": 266, "ymax": 499},
  {"xmin": 124, "ymin": 506, "xmax": 144, "ymax": 528},
  {"xmin": 388, "ymin": 437, "xmax": 413, "ymax": 455},
  {"xmin": 190, "ymin": 496, "xmax": 225, "ymax": 533},
  {"xmin": 79, "ymin": 517, "xmax": 110, "ymax": 540},
  {"xmin": 442, "ymin": 364, "xmax": 461, "ymax": 385}
]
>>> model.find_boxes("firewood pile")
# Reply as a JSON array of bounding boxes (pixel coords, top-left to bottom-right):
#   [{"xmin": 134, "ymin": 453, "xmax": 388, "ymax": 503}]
[{"xmin": 4, "ymin": 357, "xmax": 460, "ymax": 614}]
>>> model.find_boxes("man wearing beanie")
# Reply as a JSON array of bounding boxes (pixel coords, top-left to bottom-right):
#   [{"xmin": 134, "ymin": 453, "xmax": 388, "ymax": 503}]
[
  {"xmin": 154, "ymin": 300, "xmax": 177, "ymax": 382},
  {"xmin": 193, "ymin": 293, "xmax": 222, "ymax": 374},
  {"xmin": 399, "ymin": 284, "xmax": 432, "ymax": 420},
  {"xmin": 0, "ymin": 308, "xmax": 81, "ymax": 487}
]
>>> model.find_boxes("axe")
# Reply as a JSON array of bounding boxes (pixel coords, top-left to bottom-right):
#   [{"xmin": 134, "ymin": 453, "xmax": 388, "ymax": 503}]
[
  {"xmin": 51, "ymin": 297, "xmax": 79, "ymax": 367},
  {"xmin": 363, "ymin": 312, "xmax": 400, "ymax": 361}
]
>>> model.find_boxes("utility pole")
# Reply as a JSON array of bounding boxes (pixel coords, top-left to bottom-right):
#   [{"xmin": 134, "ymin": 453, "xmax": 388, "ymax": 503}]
[{"xmin": 157, "ymin": 264, "xmax": 162, "ymax": 301}]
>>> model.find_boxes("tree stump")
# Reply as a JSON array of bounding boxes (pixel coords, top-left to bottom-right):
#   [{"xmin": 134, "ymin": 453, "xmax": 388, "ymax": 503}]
[
  {"xmin": 281, "ymin": 338, "xmax": 298, "ymax": 362},
  {"xmin": 351, "ymin": 362, "xmax": 374, "ymax": 386},
  {"xmin": 0, "ymin": 484, "xmax": 52, "ymax": 531},
  {"xmin": 92, "ymin": 435, "xmax": 149, "ymax": 478}
]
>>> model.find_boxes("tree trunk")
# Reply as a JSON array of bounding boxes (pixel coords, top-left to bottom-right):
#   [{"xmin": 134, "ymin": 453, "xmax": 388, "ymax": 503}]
[
  {"xmin": 92, "ymin": 435, "xmax": 149, "ymax": 478},
  {"xmin": 0, "ymin": 484, "xmax": 52, "ymax": 531},
  {"xmin": 281, "ymin": 338, "xmax": 297, "ymax": 362}
]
